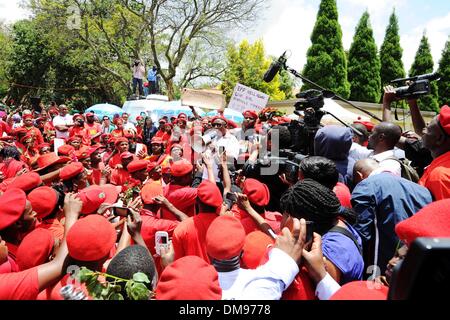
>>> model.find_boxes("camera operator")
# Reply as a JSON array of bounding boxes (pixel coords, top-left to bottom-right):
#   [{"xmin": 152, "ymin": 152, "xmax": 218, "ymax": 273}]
[
  {"xmin": 132, "ymin": 59, "xmax": 146, "ymax": 97},
  {"xmin": 382, "ymin": 85, "xmax": 433, "ymax": 177},
  {"xmin": 242, "ymin": 125, "xmax": 294, "ymax": 212}
]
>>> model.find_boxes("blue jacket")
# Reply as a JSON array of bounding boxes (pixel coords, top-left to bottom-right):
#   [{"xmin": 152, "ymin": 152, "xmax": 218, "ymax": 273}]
[{"xmin": 351, "ymin": 172, "xmax": 433, "ymax": 275}]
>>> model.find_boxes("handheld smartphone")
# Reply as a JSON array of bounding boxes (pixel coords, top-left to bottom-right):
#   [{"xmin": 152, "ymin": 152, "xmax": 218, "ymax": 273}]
[
  {"xmin": 155, "ymin": 231, "xmax": 170, "ymax": 256},
  {"xmin": 135, "ymin": 143, "xmax": 145, "ymax": 155},
  {"xmin": 225, "ymin": 192, "xmax": 238, "ymax": 204},
  {"xmin": 305, "ymin": 221, "xmax": 314, "ymax": 250},
  {"xmin": 113, "ymin": 207, "xmax": 131, "ymax": 217}
]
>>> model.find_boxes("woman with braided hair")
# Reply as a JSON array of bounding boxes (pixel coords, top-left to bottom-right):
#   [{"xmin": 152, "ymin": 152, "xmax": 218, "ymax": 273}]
[{"xmin": 280, "ymin": 179, "xmax": 363, "ymax": 285}]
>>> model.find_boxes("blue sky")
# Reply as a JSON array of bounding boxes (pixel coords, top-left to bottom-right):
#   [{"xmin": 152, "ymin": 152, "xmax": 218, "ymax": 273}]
[{"xmin": 1, "ymin": 0, "xmax": 449, "ymax": 77}]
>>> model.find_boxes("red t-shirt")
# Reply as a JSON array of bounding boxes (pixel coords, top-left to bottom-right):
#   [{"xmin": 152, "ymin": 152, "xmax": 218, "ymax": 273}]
[
  {"xmin": 0, "ymin": 268, "xmax": 40, "ymax": 300},
  {"xmin": 419, "ymin": 151, "xmax": 450, "ymax": 201},
  {"xmin": 69, "ymin": 126, "xmax": 91, "ymax": 146},
  {"xmin": 239, "ymin": 210, "xmax": 283, "ymax": 235},
  {"xmin": 172, "ymin": 213, "xmax": 217, "ymax": 263},
  {"xmin": 161, "ymin": 184, "xmax": 197, "ymax": 220},
  {"xmin": 85, "ymin": 123, "xmax": 102, "ymax": 144},
  {"xmin": 36, "ymin": 218, "xmax": 65, "ymax": 242}
]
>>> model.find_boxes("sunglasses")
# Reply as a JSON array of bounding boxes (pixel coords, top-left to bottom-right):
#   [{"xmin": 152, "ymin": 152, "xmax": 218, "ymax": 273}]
[{"xmin": 212, "ymin": 123, "xmax": 226, "ymax": 128}]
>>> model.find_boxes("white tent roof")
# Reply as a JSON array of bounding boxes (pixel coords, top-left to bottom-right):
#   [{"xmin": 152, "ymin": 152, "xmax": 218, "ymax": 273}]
[{"xmin": 321, "ymin": 98, "xmax": 371, "ymax": 125}]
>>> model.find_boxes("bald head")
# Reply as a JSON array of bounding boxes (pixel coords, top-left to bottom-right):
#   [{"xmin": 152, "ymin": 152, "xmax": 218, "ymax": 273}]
[
  {"xmin": 353, "ymin": 159, "xmax": 380, "ymax": 185},
  {"xmin": 368, "ymin": 122, "xmax": 402, "ymax": 153}
]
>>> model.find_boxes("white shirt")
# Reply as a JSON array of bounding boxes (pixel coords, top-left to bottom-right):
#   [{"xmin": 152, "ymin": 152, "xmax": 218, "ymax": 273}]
[
  {"xmin": 133, "ymin": 65, "xmax": 145, "ymax": 79},
  {"xmin": 370, "ymin": 150, "xmax": 401, "ymax": 177},
  {"xmin": 349, "ymin": 143, "xmax": 372, "ymax": 161},
  {"xmin": 315, "ymin": 273, "xmax": 341, "ymax": 300},
  {"xmin": 215, "ymin": 132, "xmax": 241, "ymax": 160},
  {"xmin": 53, "ymin": 114, "xmax": 73, "ymax": 139},
  {"xmin": 123, "ymin": 121, "xmax": 136, "ymax": 132},
  {"xmin": 235, "ymin": 248, "xmax": 299, "ymax": 300}
]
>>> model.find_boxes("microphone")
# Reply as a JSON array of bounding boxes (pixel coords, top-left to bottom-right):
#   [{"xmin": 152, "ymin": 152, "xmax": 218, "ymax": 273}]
[{"xmin": 263, "ymin": 52, "xmax": 287, "ymax": 83}]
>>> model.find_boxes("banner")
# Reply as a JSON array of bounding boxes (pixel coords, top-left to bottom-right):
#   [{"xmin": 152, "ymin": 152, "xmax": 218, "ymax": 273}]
[
  {"xmin": 228, "ymin": 83, "xmax": 269, "ymax": 113},
  {"xmin": 181, "ymin": 88, "xmax": 226, "ymax": 110}
]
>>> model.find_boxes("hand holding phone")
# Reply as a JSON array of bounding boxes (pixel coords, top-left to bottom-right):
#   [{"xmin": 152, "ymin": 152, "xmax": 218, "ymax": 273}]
[{"xmin": 155, "ymin": 231, "xmax": 170, "ymax": 256}]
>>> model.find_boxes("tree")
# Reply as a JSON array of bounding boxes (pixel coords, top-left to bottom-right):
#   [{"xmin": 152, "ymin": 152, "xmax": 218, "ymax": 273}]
[
  {"xmin": 437, "ymin": 38, "xmax": 450, "ymax": 107},
  {"xmin": 220, "ymin": 40, "xmax": 288, "ymax": 102},
  {"xmin": 409, "ymin": 33, "xmax": 439, "ymax": 112},
  {"xmin": 380, "ymin": 10, "xmax": 405, "ymax": 100},
  {"xmin": 0, "ymin": 23, "xmax": 13, "ymax": 98},
  {"xmin": 302, "ymin": 0, "xmax": 350, "ymax": 98},
  {"xmin": 32, "ymin": 0, "xmax": 265, "ymax": 100},
  {"xmin": 348, "ymin": 11, "xmax": 381, "ymax": 103}
]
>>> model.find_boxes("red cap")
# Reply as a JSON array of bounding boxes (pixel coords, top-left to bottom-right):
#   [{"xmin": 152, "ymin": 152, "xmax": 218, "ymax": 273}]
[
  {"xmin": 120, "ymin": 152, "xmax": 134, "ymax": 160},
  {"xmin": 78, "ymin": 186, "xmax": 107, "ymax": 215},
  {"xmin": 28, "ymin": 186, "xmax": 58, "ymax": 219},
  {"xmin": 395, "ymin": 199, "xmax": 450, "ymax": 246},
  {"xmin": 330, "ymin": 281, "xmax": 388, "ymax": 300},
  {"xmin": 22, "ymin": 114, "xmax": 34, "ymax": 120},
  {"xmin": 197, "ymin": 180, "xmax": 222, "ymax": 209},
  {"xmin": 333, "ymin": 182, "xmax": 352, "ymax": 208},
  {"xmin": 8, "ymin": 172, "xmax": 42, "ymax": 192},
  {"xmin": 59, "ymin": 162, "xmax": 84, "ymax": 181},
  {"xmin": 211, "ymin": 115, "xmax": 228, "ymax": 124},
  {"xmin": 85, "ymin": 112, "xmax": 95, "ymax": 117},
  {"xmin": 0, "ymin": 188, "xmax": 27, "ymax": 230},
  {"xmin": 72, "ymin": 114, "xmax": 83, "ymax": 121},
  {"xmin": 58, "ymin": 144, "xmax": 75, "ymax": 156},
  {"xmin": 35, "ymin": 153, "xmax": 70, "ymax": 172},
  {"xmin": 206, "ymin": 216, "xmax": 245, "ymax": 260},
  {"xmin": 124, "ymin": 130, "xmax": 135, "ymax": 139},
  {"xmin": 243, "ymin": 110, "xmax": 258, "ymax": 120},
  {"xmin": 114, "ymin": 137, "xmax": 128, "ymax": 147},
  {"xmin": 16, "ymin": 228, "xmax": 54, "ymax": 271},
  {"xmin": 242, "ymin": 231, "xmax": 274, "ymax": 269},
  {"xmin": 170, "ymin": 144, "xmax": 183, "ymax": 151},
  {"xmin": 140, "ymin": 183, "xmax": 163, "ymax": 205},
  {"xmin": 136, "ymin": 116, "xmax": 144, "ymax": 121},
  {"xmin": 128, "ymin": 160, "xmax": 149, "ymax": 173},
  {"xmin": 438, "ymin": 105, "xmax": 450, "ymax": 136},
  {"xmin": 67, "ymin": 215, "xmax": 116, "ymax": 262},
  {"xmin": 170, "ymin": 159, "xmax": 193, "ymax": 177},
  {"xmin": 74, "ymin": 147, "xmax": 91, "ymax": 161},
  {"xmin": 37, "ymin": 143, "xmax": 51, "ymax": 151},
  {"xmin": 158, "ymin": 119, "xmax": 167, "ymax": 124},
  {"xmin": 156, "ymin": 256, "xmax": 222, "ymax": 300},
  {"xmin": 243, "ymin": 179, "xmax": 270, "ymax": 206}
]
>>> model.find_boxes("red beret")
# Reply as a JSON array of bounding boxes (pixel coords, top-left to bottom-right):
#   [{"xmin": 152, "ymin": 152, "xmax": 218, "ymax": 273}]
[
  {"xmin": 0, "ymin": 188, "xmax": 27, "ymax": 230},
  {"xmin": 128, "ymin": 160, "xmax": 149, "ymax": 173},
  {"xmin": 353, "ymin": 121, "xmax": 375, "ymax": 133},
  {"xmin": 178, "ymin": 113, "xmax": 188, "ymax": 120},
  {"xmin": 136, "ymin": 116, "xmax": 144, "ymax": 121},
  {"xmin": 114, "ymin": 137, "xmax": 128, "ymax": 146},
  {"xmin": 170, "ymin": 144, "xmax": 183, "ymax": 151},
  {"xmin": 8, "ymin": 172, "xmax": 42, "ymax": 192},
  {"xmin": 67, "ymin": 215, "xmax": 116, "ymax": 262},
  {"xmin": 16, "ymin": 228, "xmax": 54, "ymax": 271},
  {"xmin": 28, "ymin": 186, "xmax": 58, "ymax": 219},
  {"xmin": 243, "ymin": 179, "xmax": 270, "ymax": 207},
  {"xmin": 98, "ymin": 184, "xmax": 121, "ymax": 204},
  {"xmin": 58, "ymin": 144, "xmax": 75, "ymax": 156},
  {"xmin": 227, "ymin": 119, "xmax": 238, "ymax": 129},
  {"xmin": 242, "ymin": 231, "xmax": 274, "ymax": 269},
  {"xmin": 330, "ymin": 281, "xmax": 388, "ymax": 300},
  {"xmin": 37, "ymin": 143, "xmax": 51, "ymax": 151},
  {"xmin": 22, "ymin": 114, "xmax": 34, "ymax": 120},
  {"xmin": 72, "ymin": 114, "xmax": 83, "ymax": 121},
  {"xmin": 141, "ymin": 183, "xmax": 163, "ymax": 205},
  {"xmin": 85, "ymin": 112, "xmax": 95, "ymax": 117},
  {"xmin": 59, "ymin": 162, "xmax": 84, "ymax": 181},
  {"xmin": 197, "ymin": 180, "xmax": 222, "ymax": 209},
  {"xmin": 333, "ymin": 182, "xmax": 352, "ymax": 208},
  {"xmin": 211, "ymin": 115, "xmax": 228, "ymax": 124},
  {"xmin": 243, "ymin": 110, "xmax": 258, "ymax": 120},
  {"xmin": 438, "ymin": 105, "xmax": 450, "ymax": 136},
  {"xmin": 151, "ymin": 137, "xmax": 164, "ymax": 145},
  {"xmin": 35, "ymin": 153, "xmax": 70, "ymax": 172},
  {"xmin": 206, "ymin": 216, "xmax": 246, "ymax": 260},
  {"xmin": 158, "ymin": 119, "xmax": 167, "ymax": 124},
  {"xmin": 395, "ymin": 199, "xmax": 450, "ymax": 246},
  {"xmin": 124, "ymin": 130, "xmax": 135, "ymax": 139},
  {"xmin": 74, "ymin": 148, "xmax": 91, "ymax": 161},
  {"xmin": 156, "ymin": 256, "xmax": 222, "ymax": 300},
  {"xmin": 78, "ymin": 186, "xmax": 107, "ymax": 215},
  {"xmin": 120, "ymin": 152, "xmax": 134, "ymax": 160},
  {"xmin": 170, "ymin": 159, "xmax": 193, "ymax": 177}
]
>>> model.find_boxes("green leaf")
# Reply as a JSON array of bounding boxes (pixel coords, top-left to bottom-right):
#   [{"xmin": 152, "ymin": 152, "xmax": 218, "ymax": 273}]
[
  {"xmin": 129, "ymin": 283, "xmax": 150, "ymax": 301},
  {"xmin": 109, "ymin": 293, "xmax": 124, "ymax": 300},
  {"xmin": 77, "ymin": 267, "xmax": 93, "ymax": 283},
  {"xmin": 132, "ymin": 273, "xmax": 150, "ymax": 284}
]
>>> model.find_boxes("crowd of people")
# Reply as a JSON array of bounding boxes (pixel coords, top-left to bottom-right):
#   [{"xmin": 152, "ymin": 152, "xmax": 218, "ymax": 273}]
[{"xmin": 0, "ymin": 87, "xmax": 449, "ymax": 300}]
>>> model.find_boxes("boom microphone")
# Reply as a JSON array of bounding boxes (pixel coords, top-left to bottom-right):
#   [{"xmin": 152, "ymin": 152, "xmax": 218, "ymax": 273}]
[{"xmin": 263, "ymin": 52, "xmax": 287, "ymax": 83}]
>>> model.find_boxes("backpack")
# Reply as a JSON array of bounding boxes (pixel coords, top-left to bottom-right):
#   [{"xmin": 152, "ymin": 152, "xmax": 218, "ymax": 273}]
[{"xmin": 385, "ymin": 157, "xmax": 420, "ymax": 183}]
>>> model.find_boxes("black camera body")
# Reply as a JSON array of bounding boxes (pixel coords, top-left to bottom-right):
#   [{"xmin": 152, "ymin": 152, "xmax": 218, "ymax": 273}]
[{"xmin": 391, "ymin": 72, "xmax": 440, "ymax": 99}]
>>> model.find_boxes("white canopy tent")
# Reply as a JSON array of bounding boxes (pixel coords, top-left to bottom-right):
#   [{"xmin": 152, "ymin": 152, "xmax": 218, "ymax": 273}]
[{"xmin": 320, "ymin": 98, "xmax": 371, "ymax": 125}]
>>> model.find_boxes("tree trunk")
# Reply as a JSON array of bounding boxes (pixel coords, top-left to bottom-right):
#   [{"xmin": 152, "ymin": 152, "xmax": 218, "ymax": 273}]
[{"xmin": 165, "ymin": 78, "xmax": 175, "ymax": 101}]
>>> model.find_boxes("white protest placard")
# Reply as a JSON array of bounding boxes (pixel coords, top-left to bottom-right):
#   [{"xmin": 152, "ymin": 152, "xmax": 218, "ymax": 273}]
[
  {"xmin": 181, "ymin": 88, "xmax": 226, "ymax": 110},
  {"xmin": 228, "ymin": 83, "xmax": 269, "ymax": 113},
  {"xmin": 53, "ymin": 138, "xmax": 65, "ymax": 156}
]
